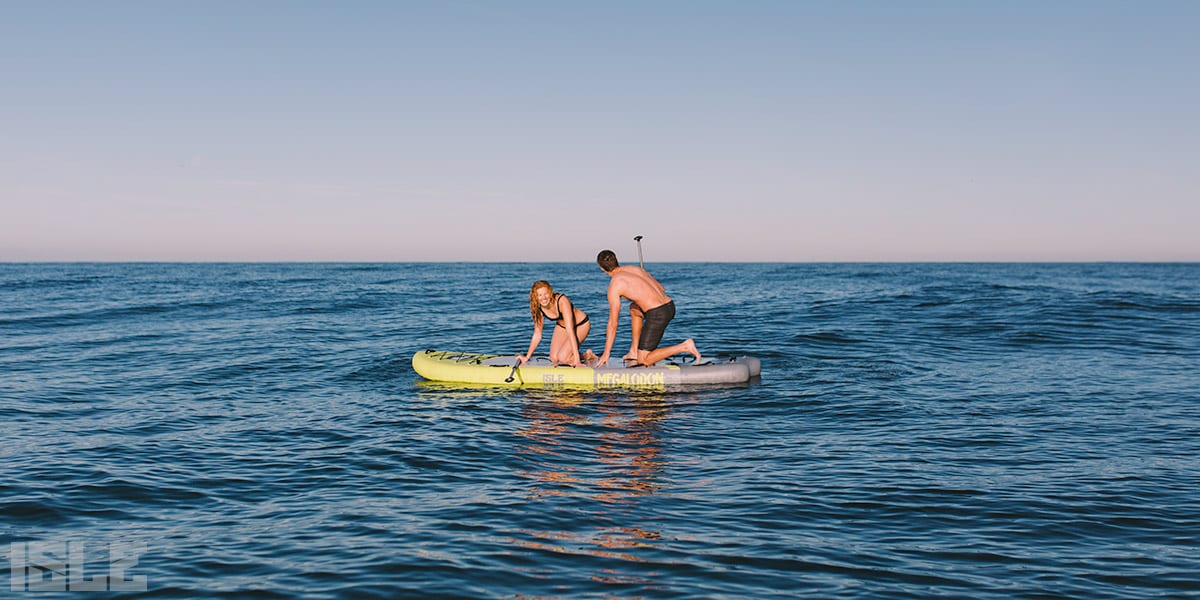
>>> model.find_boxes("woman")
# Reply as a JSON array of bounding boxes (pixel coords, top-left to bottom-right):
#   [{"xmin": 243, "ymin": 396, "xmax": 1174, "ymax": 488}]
[{"xmin": 517, "ymin": 280, "xmax": 596, "ymax": 367}]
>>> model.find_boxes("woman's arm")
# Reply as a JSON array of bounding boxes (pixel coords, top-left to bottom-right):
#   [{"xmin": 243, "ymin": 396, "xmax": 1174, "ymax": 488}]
[{"xmin": 519, "ymin": 321, "xmax": 543, "ymax": 364}]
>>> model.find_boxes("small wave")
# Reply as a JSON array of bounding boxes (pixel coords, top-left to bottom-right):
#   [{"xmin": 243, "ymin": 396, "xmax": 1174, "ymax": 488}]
[
  {"xmin": 795, "ymin": 332, "xmax": 865, "ymax": 344},
  {"xmin": 0, "ymin": 299, "xmax": 240, "ymax": 329},
  {"xmin": 0, "ymin": 498, "xmax": 73, "ymax": 526}
]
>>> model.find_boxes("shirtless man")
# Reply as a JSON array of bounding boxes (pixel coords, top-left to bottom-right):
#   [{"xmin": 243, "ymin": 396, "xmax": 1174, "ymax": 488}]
[{"xmin": 595, "ymin": 249, "xmax": 702, "ymax": 367}]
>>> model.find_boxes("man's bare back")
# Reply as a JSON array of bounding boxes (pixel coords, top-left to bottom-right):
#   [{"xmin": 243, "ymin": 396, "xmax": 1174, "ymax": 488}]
[{"xmin": 608, "ymin": 265, "xmax": 670, "ymax": 312}]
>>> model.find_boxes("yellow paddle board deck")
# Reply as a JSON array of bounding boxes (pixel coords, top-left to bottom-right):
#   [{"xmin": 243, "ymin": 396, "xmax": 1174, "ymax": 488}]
[{"xmin": 412, "ymin": 350, "xmax": 760, "ymax": 389}]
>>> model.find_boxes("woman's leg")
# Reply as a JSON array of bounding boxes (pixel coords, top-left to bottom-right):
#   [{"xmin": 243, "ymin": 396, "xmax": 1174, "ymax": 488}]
[
  {"xmin": 550, "ymin": 322, "xmax": 591, "ymax": 365},
  {"xmin": 575, "ymin": 322, "xmax": 596, "ymax": 365},
  {"xmin": 548, "ymin": 327, "xmax": 569, "ymax": 364}
]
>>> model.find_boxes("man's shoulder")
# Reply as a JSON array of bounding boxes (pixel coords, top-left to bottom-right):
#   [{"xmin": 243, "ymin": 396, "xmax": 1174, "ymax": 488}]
[{"xmin": 613, "ymin": 266, "xmax": 646, "ymax": 280}]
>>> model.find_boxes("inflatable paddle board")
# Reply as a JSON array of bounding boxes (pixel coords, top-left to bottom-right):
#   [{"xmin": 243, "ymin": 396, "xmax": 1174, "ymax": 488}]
[{"xmin": 412, "ymin": 349, "xmax": 761, "ymax": 389}]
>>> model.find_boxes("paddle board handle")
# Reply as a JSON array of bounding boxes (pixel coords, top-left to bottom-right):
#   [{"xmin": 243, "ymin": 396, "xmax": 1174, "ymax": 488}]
[{"xmin": 634, "ymin": 235, "xmax": 644, "ymax": 267}]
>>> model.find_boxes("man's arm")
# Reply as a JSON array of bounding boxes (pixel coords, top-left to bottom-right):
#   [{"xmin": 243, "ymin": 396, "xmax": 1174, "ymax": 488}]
[{"xmin": 597, "ymin": 284, "xmax": 622, "ymax": 367}]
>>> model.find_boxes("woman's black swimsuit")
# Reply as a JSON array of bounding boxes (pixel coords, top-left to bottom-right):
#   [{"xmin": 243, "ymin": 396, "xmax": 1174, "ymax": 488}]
[{"xmin": 543, "ymin": 294, "xmax": 589, "ymax": 329}]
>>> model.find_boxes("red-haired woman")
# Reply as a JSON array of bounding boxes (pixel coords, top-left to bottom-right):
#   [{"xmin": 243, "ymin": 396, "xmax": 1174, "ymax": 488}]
[{"xmin": 517, "ymin": 280, "xmax": 596, "ymax": 366}]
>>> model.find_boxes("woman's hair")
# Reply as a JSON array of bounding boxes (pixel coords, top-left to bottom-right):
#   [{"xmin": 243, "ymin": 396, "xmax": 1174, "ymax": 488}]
[
  {"xmin": 529, "ymin": 280, "xmax": 554, "ymax": 326},
  {"xmin": 597, "ymin": 250, "xmax": 619, "ymax": 272}
]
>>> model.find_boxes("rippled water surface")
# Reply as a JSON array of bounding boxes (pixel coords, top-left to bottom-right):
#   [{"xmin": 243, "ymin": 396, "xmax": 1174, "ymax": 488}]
[{"xmin": 2, "ymin": 262, "xmax": 1198, "ymax": 598}]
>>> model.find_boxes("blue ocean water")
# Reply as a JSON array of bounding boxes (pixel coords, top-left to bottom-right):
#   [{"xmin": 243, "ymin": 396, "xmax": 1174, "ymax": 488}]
[{"xmin": 2, "ymin": 262, "xmax": 1198, "ymax": 599}]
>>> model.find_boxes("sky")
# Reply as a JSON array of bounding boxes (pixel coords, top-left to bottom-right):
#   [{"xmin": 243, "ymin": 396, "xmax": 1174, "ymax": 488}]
[{"xmin": 2, "ymin": 1, "xmax": 1197, "ymax": 262}]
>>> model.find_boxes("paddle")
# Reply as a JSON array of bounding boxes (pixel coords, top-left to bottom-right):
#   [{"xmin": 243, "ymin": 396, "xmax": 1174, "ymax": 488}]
[
  {"xmin": 624, "ymin": 235, "xmax": 646, "ymax": 366},
  {"xmin": 505, "ymin": 358, "xmax": 520, "ymax": 383}
]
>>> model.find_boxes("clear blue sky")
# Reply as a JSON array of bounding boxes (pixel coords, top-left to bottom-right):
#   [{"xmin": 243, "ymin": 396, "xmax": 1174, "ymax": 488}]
[{"xmin": 3, "ymin": 1, "xmax": 1197, "ymax": 261}]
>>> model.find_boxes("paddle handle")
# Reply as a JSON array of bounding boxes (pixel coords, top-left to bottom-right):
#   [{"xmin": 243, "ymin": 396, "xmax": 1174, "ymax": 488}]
[{"xmin": 634, "ymin": 235, "xmax": 644, "ymax": 267}]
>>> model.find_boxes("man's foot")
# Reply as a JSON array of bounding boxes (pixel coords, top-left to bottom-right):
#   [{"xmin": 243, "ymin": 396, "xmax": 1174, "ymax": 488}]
[{"xmin": 683, "ymin": 339, "xmax": 702, "ymax": 363}]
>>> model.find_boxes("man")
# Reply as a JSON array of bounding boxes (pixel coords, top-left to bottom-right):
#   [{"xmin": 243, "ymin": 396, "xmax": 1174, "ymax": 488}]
[{"xmin": 595, "ymin": 249, "xmax": 702, "ymax": 367}]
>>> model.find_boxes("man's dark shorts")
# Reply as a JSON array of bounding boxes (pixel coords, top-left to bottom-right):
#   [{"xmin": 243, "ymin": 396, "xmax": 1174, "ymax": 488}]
[{"xmin": 637, "ymin": 300, "xmax": 676, "ymax": 351}]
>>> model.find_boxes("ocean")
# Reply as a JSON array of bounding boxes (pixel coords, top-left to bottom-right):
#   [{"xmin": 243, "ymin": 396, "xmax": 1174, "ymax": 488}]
[{"xmin": 2, "ymin": 262, "xmax": 1198, "ymax": 598}]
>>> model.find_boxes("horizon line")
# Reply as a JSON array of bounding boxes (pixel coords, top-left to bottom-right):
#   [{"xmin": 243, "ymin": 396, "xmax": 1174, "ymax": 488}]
[{"xmin": 4, "ymin": 260, "xmax": 1199, "ymax": 265}]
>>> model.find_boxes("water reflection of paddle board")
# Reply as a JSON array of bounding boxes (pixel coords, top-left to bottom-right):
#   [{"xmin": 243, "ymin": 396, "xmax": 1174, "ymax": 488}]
[{"xmin": 412, "ymin": 350, "xmax": 761, "ymax": 389}]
